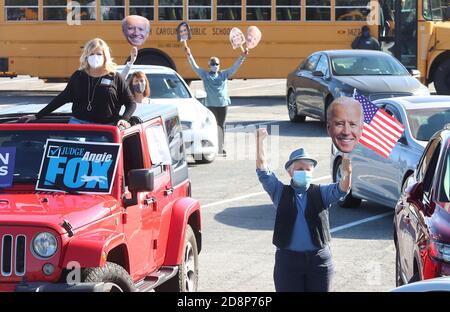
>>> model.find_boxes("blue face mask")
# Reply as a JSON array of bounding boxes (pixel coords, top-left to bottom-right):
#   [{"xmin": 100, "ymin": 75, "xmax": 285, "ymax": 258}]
[{"xmin": 292, "ymin": 170, "xmax": 312, "ymax": 189}]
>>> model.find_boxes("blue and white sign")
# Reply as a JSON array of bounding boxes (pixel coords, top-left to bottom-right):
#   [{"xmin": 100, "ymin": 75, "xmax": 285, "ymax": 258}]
[
  {"xmin": 0, "ymin": 147, "xmax": 16, "ymax": 188},
  {"xmin": 36, "ymin": 139, "xmax": 120, "ymax": 194}
]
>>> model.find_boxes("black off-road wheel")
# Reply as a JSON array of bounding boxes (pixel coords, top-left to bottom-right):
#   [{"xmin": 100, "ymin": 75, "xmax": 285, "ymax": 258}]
[
  {"xmin": 156, "ymin": 225, "xmax": 199, "ymax": 292},
  {"xmin": 287, "ymin": 90, "xmax": 306, "ymax": 122},
  {"xmin": 81, "ymin": 262, "xmax": 136, "ymax": 292}
]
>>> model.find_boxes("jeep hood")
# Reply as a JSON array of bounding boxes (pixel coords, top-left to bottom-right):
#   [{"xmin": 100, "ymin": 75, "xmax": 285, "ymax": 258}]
[{"xmin": 0, "ymin": 194, "xmax": 117, "ymax": 234}]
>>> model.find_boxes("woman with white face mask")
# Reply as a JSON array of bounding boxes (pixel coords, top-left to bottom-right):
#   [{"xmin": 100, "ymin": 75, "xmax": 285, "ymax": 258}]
[
  {"xmin": 184, "ymin": 46, "xmax": 249, "ymax": 156},
  {"xmin": 128, "ymin": 71, "xmax": 150, "ymax": 104},
  {"xmin": 20, "ymin": 38, "xmax": 136, "ymax": 128},
  {"xmin": 255, "ymin": 128, "xmax": 352, "ymax": 292}
]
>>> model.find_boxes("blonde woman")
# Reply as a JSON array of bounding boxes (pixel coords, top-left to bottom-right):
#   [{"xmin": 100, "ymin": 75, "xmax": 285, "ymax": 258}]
[
  {"xmin": 20, "ymin": 38, "xmax": 136, "ymax": 127},
  {"xmin": 128, "ymin": 71, "xmax": 150, "ymax": 104}
]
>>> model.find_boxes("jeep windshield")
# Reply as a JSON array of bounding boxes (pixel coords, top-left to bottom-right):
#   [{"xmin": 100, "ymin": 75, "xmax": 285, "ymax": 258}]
[{"xmin": 0, "ymin": 130, "xmax": 113, "ymax": 185}]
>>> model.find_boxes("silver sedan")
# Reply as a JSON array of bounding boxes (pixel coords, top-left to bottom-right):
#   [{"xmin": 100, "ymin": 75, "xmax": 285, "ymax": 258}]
[{"xmin": 331, "ymin": 96, "xmax": 450, "ymax": 208}]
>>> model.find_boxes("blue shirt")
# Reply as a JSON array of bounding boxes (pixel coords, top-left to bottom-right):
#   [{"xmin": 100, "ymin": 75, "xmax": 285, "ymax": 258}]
[
  {"xmin": 256, "ymin": 168, "xmax": 348, "ymax": 252},
  {"xmin": 187, "ymin": 54, "xmax": 245, "ymax": 107}
]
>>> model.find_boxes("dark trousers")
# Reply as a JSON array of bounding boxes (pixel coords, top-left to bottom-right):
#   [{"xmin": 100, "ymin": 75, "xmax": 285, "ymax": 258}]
[
  {"xmin": 274, "ymin": 246, "xmax": 334, "ymax": 292},
  {"xmin": 207, "ymin": 106, "xmax": 228, "ymax": 154}
]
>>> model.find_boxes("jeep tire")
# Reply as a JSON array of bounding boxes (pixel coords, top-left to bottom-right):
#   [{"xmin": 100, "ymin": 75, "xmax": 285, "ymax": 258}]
[
  {"xmin": 81, "ymin": 262, "xmax": 136, "ymax": 292},
  {"xmin": 156, "ymin": 225, "xmax": 198, "ymax": 292}
]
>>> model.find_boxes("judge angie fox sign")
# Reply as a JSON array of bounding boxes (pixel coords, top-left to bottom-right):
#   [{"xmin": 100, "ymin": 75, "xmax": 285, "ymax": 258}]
[{"xmin": 36, "ymin": 139, "xmax": 121, "ymax": 194}]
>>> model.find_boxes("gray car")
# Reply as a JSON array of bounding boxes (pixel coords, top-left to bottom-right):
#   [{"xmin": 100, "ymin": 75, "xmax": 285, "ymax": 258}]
[
  {"xmin": 331, "ymin": 96, "xmax": 450, "ymax": 208},
  {"xmin": 286, "ymin": 50, "xmax": 430, "ymax": 123}
]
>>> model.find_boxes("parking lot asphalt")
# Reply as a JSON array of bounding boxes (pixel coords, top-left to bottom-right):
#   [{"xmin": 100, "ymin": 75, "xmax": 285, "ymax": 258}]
[{"xmin": 0, "ymin": 79, "xmax": 419, "ymax": 292}]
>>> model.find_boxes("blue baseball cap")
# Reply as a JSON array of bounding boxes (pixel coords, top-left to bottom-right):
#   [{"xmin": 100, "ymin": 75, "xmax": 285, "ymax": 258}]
[{"xmin": 284, "ymin": 148, "xmax": 318, "ymax": 170}]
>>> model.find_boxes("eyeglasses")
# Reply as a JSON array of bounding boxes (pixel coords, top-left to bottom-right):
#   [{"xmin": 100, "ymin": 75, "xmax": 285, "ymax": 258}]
[{"xmin": 210, "ymin": 63, "xmax": 220, "ymax": 66}]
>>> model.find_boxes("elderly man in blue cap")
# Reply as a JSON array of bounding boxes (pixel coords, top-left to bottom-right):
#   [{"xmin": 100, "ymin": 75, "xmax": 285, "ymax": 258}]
[{"xmin": 255, "ymin": 128, "xmax": 352, "ymax": 292}]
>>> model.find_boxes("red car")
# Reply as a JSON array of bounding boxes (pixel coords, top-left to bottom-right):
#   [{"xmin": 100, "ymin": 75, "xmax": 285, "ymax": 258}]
[
  {"xmin": 394, "ymin": 123, "xmax": 450, "ymax": 286},
  {"xmin": 0, "ymin": 103, "xmax": 201, "ymax": 292}
]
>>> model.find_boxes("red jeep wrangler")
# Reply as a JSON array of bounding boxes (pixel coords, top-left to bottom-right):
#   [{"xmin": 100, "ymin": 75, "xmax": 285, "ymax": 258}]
[{"xmin": 0, "ymin": 103, "xmax": 201, "ymax": 292}]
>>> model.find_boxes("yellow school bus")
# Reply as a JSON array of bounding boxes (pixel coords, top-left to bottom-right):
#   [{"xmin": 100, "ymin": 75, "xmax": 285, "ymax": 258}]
[{"xmin": 1, "ymin": 1, "xmax": 449, "ymax": 94}]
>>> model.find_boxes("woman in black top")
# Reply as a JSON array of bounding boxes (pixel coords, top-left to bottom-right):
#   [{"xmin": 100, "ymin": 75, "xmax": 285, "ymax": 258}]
[{"xmin": 21, "ymin": 38, "xmax": 136, "ymax": 127}]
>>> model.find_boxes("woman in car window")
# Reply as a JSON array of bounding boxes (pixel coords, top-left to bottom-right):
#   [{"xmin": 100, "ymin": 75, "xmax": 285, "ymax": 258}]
[
  {"xmin": 128, "ymin": 71, "xmax": 150, "ymax": 104},
  {"xmin": 20, "ymin": 38, "xmax": 136, "ymax": 127}
]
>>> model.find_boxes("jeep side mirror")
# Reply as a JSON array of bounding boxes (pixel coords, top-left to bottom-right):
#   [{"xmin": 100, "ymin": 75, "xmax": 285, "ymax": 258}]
[
  {"xmin": 312, "ymin": 70, "xmax": 325, "ymax": 77},
  {"xmin": 406, "ymin": 182, "xmax": 424, "ymax": 207},
  {"xmin": 124, "ymin": 169, "xmax": 155, "ymax": 207}
]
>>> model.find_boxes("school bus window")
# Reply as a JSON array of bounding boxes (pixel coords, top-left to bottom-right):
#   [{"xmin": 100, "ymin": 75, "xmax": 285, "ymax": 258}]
[
  {"xmin": 5, "ymin": 0, "xmax": 38, "ymax": 21},
  {"xmin": 424, "ymin": 0, "xmax": 447, "ymax": 21},
  {"xmin": 216, "ymin": 0, "xmax": 242, "ymax": 21},
  {"xmin": 276, "ymin": 0, "xmax": 301, "ymax": 21},
  {"xmin": 247, "ymin": 0, "xmax": 271, "ymax": 21},
  {"xmin": 159, "ymin": 0, "xmax": 183, "ymax": 21},
  {"xmin": 306, "ymin": 0, "xmax": 331, "ymax": 21},
  {"xmin": 43, "ymin": 0, "xmax": 67, "ymax": 21},
  {"xmin": 101, "ymin": 0, "xmax": 125, "ymax": 21},
  {"xmin": 129, "ymin": 0, "xmax": 154, "ymax": 21},
  {"xmin": 188, "ymin": 0, "xmax": 212, "ymax": 20},
  {"xmin": 335, "ymin": 0, "xmax": 370, "ymax": 21}
]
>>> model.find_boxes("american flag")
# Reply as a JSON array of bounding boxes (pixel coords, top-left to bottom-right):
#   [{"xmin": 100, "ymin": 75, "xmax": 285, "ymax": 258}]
[{"xmin": 353, "ymin": 93, "xmax": 405, "ymax": 158}]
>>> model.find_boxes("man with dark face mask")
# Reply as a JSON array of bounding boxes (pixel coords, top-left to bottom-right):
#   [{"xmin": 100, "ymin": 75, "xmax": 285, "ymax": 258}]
[
  {"xmin": 256, "ymin": 128, "xmax": 352, "ymax": 292},
  {"xmin": 184, "ymin": 46, "xmax": 249, "ymax": 156},
  {"xmin": 351, "ymin": 25, "xmax": 381, "ymax": 50}
]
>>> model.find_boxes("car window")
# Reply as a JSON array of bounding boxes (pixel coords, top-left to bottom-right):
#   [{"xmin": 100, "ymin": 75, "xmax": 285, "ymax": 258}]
[
  {"xmin": 422, "ymin": 142, "xmax": 441, "ymax": 198},
  {"xmin": 331, "ymin": 54, "xmax": 409, "ymax": 76},
  {"xmin": 146, "ymin": 73, "xmax": 191, "ymax": 99},
  {"xmin": 122, "ymin": 133, "xmax": 144, "ymax": 188},
  {"xmin": 315, "ymin": 55, "xmax": 329, "ymax": 76},
  {"xmin": 165, "ymin": 116, "xmax": 185, "ymax": 170},
  {"xmin": 417, "ymin": 138, "xmax": 439, "ymax": 182},
  {"xmin": 439, "ymin": 146, "xmax": 450, "ymax": 202},
  {"xmin": 408, "ymin": 108, "xmax": 450, "ymax": 141},
  {"xmin": 301, "ymin": 54, "xmax": 320, "ymax": 72},
  {"xmin": 145, "ymin": 124, "xmax": 172, "ymax": 167}
]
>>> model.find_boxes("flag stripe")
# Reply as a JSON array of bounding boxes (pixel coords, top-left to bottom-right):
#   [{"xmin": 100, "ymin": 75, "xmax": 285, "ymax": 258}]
[
  {"xmin": 359, "ymin": 138, "xmax": 389, "ymax": 158},
  {"xmin": 353, "ymin": 93, "xmax": 404, "ymax": 158},
  {"xmin": 362, "ymin": 126, "xmax": 395, "ymax": 151},
  {"xmin": 373, "ymin": 114, "xmax": 404, "ymax": 138},
  {"xmin": 378, "ymin": 110, "xmax": 405, "ymax": 132},
  {"xmin": 369, "ymin": 119, "xmax": 399, "ymax": 144}
]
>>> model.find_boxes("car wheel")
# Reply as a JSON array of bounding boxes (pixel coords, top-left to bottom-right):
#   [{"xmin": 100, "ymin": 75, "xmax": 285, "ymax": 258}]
[
  {"xmin": 287, "ymin": 90, "xmax": 306, "ymax": 122},
  {"xmin": 195, "ymin": 152, "xmax": 216, "ymax": 164},
  {"xmin": 395, "ymin": 245, "xmax": 404, "ymax": 287},
  {"xmin": 333, "ymin": 157, "xmax": 361, "ymax": 208},
  {"xmin": 156, "ymin": 225, "xmax": 199, "ymax": 292},
  {"xmin": 81, "ymin": 262, "xmax": 136, "ymax": 292},
  {"xmin": 434, "ymin": 59, "xmax": 450, "ymax": 95}
]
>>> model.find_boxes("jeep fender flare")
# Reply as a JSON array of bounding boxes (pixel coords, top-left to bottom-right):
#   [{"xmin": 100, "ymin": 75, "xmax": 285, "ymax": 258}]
[
  {"xmin": 62, "ymin": 231, "xmax": 126, "ymax": 269},
  {"xmin": 164, "ymin": 197, "xmax": 201, "ymax": 266}
]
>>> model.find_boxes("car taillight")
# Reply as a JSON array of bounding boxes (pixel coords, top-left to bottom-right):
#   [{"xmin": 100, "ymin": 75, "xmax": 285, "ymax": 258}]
[{"xmin": 429, "ymin": 240, "xmax": 450, "ymax": 262}]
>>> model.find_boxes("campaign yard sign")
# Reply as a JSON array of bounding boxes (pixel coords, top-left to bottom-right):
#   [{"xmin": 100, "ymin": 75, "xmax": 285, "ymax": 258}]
[
  {"xmin": 0, "ymin": 147, "xmax": 16, "ymax": 188},
  {"xmin": 36, "ymin": 139, "xmax": 120, "ymax": 194}
]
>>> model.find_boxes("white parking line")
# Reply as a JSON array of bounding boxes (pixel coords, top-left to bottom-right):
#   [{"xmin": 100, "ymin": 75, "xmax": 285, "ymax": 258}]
[
  {"xmin": 330, "ymin": 211, "xmax": 393, "ymax": 233},
  {"xmin": 202, "ymin": 175, "xmax": 331, "ymax": 208}
]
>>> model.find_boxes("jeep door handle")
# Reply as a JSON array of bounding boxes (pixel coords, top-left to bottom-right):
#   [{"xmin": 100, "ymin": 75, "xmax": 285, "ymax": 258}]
[
  {"xmin": 144, "ymin": 197, "xmax": 157, "ymax": 211},
  {"xmin": 164, "ymin": 188, "xmax": 174, "ymax": 196}
]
